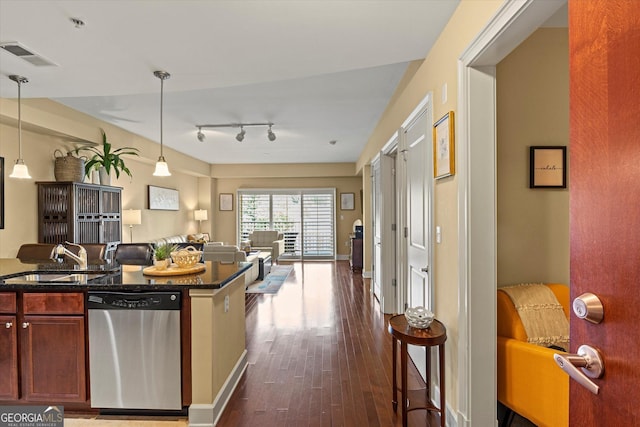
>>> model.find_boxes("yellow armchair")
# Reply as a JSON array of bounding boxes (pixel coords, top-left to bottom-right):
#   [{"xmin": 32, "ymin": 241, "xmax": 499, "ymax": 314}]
[{"xmin": 497, "ymin": 283, "xmax": 569, "ymax": 427}]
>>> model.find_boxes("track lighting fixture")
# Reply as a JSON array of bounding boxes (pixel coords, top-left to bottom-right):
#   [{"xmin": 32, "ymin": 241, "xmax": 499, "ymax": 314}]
[
  {"xmin": 153, "ymin": 70, "xmax": 171, "ymax": 177},
  {"xmin": 194, "ymin": 122, "xmax": 276, "ymax": 143},
  {"xmin": 267, "ymin": 124, "xmax": 276, "ymax": 141},
  {"xmin": 8, "ymin": 75, "xmax": 31, "ymax": 179},
  {"xmin": 197, "ymin": 127, "xmax": 205, "ymax": 142},
  {"xmin": 235, "ymin": 126, "xmax": 246, "ymax": 142}
]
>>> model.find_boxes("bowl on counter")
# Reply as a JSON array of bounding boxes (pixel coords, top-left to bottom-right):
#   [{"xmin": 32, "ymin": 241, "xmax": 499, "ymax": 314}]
[{"xmin": 170, "ymin": 246, "xmax": 203, "ymax": 268}]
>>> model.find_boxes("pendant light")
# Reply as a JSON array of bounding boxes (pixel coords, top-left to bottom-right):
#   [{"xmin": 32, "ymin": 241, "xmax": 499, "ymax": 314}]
[
  {"xmin": 153, "ymin": 70, "xmax": 171, "ymax": 176},
  {"xmin": 8, "ymin": 75, "xmax": 32, "ymax": 179}
]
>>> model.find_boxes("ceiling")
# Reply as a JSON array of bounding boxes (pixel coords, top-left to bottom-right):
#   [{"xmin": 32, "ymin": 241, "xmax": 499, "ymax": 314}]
[{"xmin": 0, "ymin": 0, "xmax": 460, "ymax": 165}]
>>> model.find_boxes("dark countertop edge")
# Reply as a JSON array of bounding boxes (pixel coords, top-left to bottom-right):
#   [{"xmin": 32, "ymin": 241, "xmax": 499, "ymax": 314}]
[{"xmin": 0, "ymin": 262, "xmax": 252, "ymax": 291}]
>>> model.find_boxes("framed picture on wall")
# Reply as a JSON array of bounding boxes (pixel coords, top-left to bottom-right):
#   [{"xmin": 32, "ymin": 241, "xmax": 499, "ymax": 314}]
[
  {"xmin": 529, "ymin": 146, "xmax": 567, "ymax": 188},
  {"xmin": 433, "ymin": 111, "xmax": 455, "ymax": 179},
  {"xmin": 341, "ymin": 192, "xmax": 355, "ymax": 210},
  {"xmin": 219, "ymin": 193, "xmax": 233, "ymax": 211},
  {"xmin": 148, "ymin": 185, "xmax": 180, "ymax": 210}
]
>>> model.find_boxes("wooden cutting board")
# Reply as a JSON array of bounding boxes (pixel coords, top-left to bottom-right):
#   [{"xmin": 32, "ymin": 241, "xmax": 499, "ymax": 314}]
[{"xmin": 142, "ymin": 263, "xmax": 206, "ymax": 276}]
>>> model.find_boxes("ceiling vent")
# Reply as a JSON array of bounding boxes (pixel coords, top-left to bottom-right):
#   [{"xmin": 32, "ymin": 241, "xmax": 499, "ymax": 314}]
[{"xmin": 0, "ymin": 42, "xmax": 58, "ymax": 67}]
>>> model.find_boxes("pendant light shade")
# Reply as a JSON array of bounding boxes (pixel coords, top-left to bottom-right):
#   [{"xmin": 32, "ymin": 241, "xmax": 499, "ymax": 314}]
[
  {"xmin": 8, "ymin": 75, "xmax": 32, "ymax": 179},
  {"xmin": 153, "ymin": 70, "xmax": 171, "ymax": 177}
]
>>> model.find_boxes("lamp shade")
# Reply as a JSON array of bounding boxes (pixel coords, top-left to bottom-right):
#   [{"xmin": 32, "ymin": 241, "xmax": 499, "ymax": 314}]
[
  {"xmin": 122, "ymin": 209, "xmax": 142, "ymax": 226},
  {"xmin": 153, "ymin": 159, "xmax": 171, "ymax": 176},
  {"xmin": 9, "ymin": 161, "xmax": 31, "ymax": 179},
  {"xmin": 194, "ymin": 209, "xmax": 208, "ymax": 221}
]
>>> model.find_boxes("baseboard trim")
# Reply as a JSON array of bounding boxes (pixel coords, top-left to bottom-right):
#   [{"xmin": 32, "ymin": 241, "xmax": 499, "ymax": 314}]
[{"xmin": 188, "ymin": 350, "xmax": 248, "ymax": 426}]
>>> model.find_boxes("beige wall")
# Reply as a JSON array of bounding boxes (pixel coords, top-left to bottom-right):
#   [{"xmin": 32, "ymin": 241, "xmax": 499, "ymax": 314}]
[
  {"xmin": 355, "ymin": 0, "xmax": 504, "ymax": 414},
  {"xmin": 496, "ymin": 28, "xmax": 570, "ymax": 286},
  {"xmin": 1, "ymin": 99, "xmax": 362, "ymax": 258},
  {"xmin": 213, "ymin": 174, "xmax": 362, "ymax": 256},
  {"xmin": 0, "ymin": 98, "xmax": 211, "ymax": 257}
]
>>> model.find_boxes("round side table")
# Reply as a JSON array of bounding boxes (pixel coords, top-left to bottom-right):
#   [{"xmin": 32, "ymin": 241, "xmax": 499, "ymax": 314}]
[{"xmin": 388, "ymin": 314, "xmax": 447, "ymax": 427}]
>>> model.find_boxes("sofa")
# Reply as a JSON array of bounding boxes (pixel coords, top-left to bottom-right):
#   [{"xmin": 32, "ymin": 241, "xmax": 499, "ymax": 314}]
[
  {"xmin": 148, "ymin": 233, "xmax": 210, "ymax": 247},
  {"xmin": 497, "ymin": 283, "xmax": 569, "ymax": 427},
  {"xmin": 242, "ymin": 230, "xmax": 285, "ymax": 262}
]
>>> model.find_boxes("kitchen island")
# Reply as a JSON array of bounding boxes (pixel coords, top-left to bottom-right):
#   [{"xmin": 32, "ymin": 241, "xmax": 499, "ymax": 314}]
[{"xmin": 0, "ymin": 258, "xmax": 251, "ymax": 427}]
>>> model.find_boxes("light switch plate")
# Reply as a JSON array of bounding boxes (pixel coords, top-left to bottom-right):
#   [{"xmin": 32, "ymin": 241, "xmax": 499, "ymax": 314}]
[{"xmin": 436, "ymin": 226, "xmax": 442, "ymax": 243}]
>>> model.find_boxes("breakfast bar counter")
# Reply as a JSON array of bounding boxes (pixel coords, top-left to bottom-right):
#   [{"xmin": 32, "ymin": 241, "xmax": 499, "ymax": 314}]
[
  {"xmin": 0, "ymin": 258, "xmax": 252, "ymax": 290},
  {"xmin": 0, "ymin": 258, "xmax": 250, "ymax": 427}
]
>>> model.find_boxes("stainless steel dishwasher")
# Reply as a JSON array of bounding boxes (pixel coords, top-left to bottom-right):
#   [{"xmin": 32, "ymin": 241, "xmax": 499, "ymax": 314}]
[{"xmin": 87, "ymin": 291, "xmax": 182, "ymax": 410}]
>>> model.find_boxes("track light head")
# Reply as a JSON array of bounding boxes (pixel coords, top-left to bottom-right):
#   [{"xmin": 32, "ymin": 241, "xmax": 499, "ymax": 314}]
[
  {"xmin": 235, "ymin": 126, "xmax": 246, "ymax": 142},
  {"xmin": 267, "ymin": 124, "xmax": 276, "ymax": 141},
  {"xmin": 197, "ymin": 128, "xmax": 205, "ymax": 142}
]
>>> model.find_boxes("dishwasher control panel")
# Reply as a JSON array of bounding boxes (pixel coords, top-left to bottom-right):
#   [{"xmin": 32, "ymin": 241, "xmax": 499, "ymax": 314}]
[{"xmin": 87, "ymin": 291, "xmax": 180, "ymax": 310}]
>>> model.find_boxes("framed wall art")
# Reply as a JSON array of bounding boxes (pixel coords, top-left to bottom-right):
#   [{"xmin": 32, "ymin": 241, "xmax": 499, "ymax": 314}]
[
  {"xmin": 219, "ymin": 193, "xmax": 233, "ymax": 211},
  {"xmin": 529, "ymin": 146, "xmax": 567, "ymax": 188},
  {"xmin": 340, "ymin": 192, "xmax": 355, "ymax": 210},
  {"xmin": 433, "ymin": 111, "xmax": 455, "ymax": 179},
  {"xmin": 148, "ymin": 185, "xmax": 180, "ymax": 210}
]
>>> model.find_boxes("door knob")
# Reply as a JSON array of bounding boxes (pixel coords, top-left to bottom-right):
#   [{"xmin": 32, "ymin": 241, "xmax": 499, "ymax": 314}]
[
  {"xmin": 22, "ymin": 322, "xmax": 30, "ymax": 329},
  {"xmin": 573, "ymin": 293, "xmax": 604, "ymax": 324},
  {"xmin": 421, "ymin": 267, "xmax": 429, "ymax": 273},
  {"xmin": 5, "ymin": 322, "xmax": 12, "ymax": 329},
  {"xmin": 554, "ymin": 344, "xmax": 604, "ymax": 394}
]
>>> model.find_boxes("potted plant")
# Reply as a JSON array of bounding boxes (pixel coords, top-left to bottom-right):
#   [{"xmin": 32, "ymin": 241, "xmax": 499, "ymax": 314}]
[
  {"xmin": 153, "ymin": 243, "xmax": 177, "ymax": 270},
  {"xmin": 76, "ymin": 130, "xmax": 140, "ymax": 185}
]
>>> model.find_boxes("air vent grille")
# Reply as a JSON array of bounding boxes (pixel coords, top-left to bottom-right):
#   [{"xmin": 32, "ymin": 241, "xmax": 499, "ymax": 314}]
[{"xmin": 0, "ymin": 41, "xmax": 58, "ymax": 67}]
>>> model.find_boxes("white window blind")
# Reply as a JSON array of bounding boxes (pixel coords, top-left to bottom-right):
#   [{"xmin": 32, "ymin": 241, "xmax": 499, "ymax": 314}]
[{"xmin": 238, "ymin": 189, "xmax": 335, "ymax": 259}]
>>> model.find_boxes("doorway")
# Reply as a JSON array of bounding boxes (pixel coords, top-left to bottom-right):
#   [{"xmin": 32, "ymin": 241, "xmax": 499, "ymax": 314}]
[{"xmin": 456, "ymin": 1, "xmax": 568, "ymax": 424}]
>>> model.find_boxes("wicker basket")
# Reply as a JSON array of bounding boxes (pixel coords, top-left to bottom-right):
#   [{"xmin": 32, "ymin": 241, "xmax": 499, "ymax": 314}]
[
  {"xmin": 54, "ymin": 150, "xmax": 85, "ymax": 183},
  {"xmin": 171, "ymin": 246, "xmax": 203, "ymax": 268}
]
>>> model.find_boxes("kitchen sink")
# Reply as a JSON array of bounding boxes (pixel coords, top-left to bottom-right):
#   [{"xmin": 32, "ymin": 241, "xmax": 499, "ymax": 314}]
[{"xmin": 3, "ymin": 272, "xmax": 105, "ymax": 284}]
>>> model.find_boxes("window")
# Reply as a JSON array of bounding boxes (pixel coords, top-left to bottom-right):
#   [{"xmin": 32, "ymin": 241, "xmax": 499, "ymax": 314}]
[{"xmin": 238, "ymin": 189, "xmax": 335, "ymax": 259}]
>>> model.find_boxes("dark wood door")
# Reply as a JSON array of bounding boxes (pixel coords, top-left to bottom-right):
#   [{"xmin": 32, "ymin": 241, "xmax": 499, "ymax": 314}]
[
  {"xmin": 21, "ymin": 315, "xmax": 86, "ymax": 402},
  {"xmin": 0, "ymin": 314, "xmax": 19, "ymax": 400},
  {"xmin": 569, "ymin": 0, "xmax": 640, "ymax": 425}
]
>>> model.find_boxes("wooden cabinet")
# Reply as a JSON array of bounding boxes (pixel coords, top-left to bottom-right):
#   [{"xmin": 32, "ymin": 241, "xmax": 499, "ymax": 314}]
[
  {"xmin": 37, "ymin": 182, "xmax": 122, "ymax": 248},
  {"xmin": 0, "ymin": 293, "xmax": 18, "ymax": 400},
  {"xmin": 350, "ymin": 237, "xmax": 363, "ymax": 272},
  {"xmin": 0, "ymin": 292, "xmax": 86, "ymax": 403}
]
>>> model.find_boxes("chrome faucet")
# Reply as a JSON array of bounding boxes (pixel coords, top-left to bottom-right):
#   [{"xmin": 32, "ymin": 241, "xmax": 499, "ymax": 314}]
[{"xmin": 55, "ymin": 242, "xmax": 88, "ymax": 270}]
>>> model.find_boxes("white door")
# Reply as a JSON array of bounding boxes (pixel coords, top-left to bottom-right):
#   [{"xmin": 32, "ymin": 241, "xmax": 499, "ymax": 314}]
[
  {"xmin": 372, "ymin": 157, "xmax": 382, "ymax": 300},
  {"xmin": 403, "ymin": 108, "xmax": 432, "ymax": 377},
  {"xmin": 372, "ymin": 151, "xmax": 398, "ymax": 313},
  {"xmin": 405, "ymin": 109, "xmax": 431, "ymax": 311}
]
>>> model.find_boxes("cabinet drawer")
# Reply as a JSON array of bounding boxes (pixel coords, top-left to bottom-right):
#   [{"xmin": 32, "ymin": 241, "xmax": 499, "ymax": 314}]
[
  {"xmin": 23, "ymin": 293, "xmax": 84, "ymax": 315},
  {"xmin": 0, "ymin": 293, "xmax": 17, "ymax": 313}
]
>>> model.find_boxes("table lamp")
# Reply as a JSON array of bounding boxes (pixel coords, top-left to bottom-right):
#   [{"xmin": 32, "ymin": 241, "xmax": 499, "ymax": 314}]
[
  {"xmin": 122, "ymin": 209, "xmax": 142, "ymax": 243},
  {"xmin": 194, "ymin": 209, "xmax": 208, "ymax": 233}
]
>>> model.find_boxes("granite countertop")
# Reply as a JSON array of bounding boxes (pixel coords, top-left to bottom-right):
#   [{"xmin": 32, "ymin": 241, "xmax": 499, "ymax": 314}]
[{"xmin": 0, "ymin": 258, "xmax": 251, "ymax": 291}]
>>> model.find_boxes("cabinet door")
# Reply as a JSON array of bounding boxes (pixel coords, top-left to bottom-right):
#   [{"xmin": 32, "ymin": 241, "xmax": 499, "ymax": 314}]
[
  {"xmin": 0, "ymin": 315, "xmax": 18, "ymax": 400},
  {"xmin": 75, "ymin": 185, "xmax": 102, "ymax": 243},
  {"xmin": 100, "ymin": 187, "xmax": 122, "ymax": 244},
  {"xmin": 21, "ymin": 315, "xmax": 86, "ymax": 402}
]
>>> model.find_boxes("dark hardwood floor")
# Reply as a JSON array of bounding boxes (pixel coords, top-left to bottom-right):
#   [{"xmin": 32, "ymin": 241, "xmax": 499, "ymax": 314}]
[{"xmin": 218, "ymin": 260, "xmax": 439, "ymax": 427}]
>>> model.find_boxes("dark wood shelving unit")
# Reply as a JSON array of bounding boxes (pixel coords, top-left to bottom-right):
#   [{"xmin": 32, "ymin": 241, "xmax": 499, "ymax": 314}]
[
  {"xmin": 350, "ymin": 237, "xmax": 363, "ymax": 272},
  {"xmin": 37, "ymin": 182, "xmax": 122, "ymax": 252}
]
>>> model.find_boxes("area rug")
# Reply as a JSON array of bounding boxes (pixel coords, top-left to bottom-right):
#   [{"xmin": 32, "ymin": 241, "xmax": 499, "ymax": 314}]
[{"xmin": 245, "ymin": 265, "xmax": 294, "ymax": 294}]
